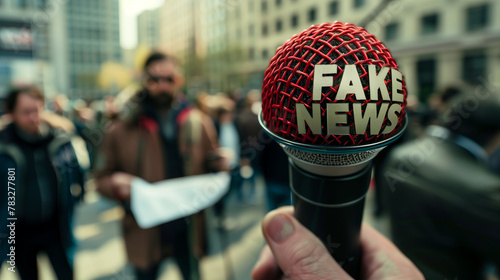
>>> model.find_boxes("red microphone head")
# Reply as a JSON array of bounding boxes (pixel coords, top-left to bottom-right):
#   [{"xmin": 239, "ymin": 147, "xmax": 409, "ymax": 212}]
[{"xmin": 261, "ymin": 22, "xmax": 407, "ymax": 147}]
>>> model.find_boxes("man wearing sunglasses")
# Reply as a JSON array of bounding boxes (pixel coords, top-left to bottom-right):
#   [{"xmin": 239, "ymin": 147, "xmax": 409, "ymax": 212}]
[{"xmin": 94, "ymin": 52, "xmax": 223, "ymax": 280}]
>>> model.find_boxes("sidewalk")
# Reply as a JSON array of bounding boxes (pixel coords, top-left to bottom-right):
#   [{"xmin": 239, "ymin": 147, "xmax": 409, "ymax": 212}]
[{"xmin": 1, "ymin": 177, "xmax": 387, "ymax": 280}]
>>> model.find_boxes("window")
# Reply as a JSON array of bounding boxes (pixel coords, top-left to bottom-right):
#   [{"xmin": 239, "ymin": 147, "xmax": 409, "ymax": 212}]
[
  {"xmin": 262, "ymin": 24, "xmax": 268, "ymax": 36},
  {"xmin": 466, "ymin": 4, "xmax": 489, "ymax": 31},
  {"xmin": 417, "ymin": 58, "xmax": 437, "ymax": 102},
  {"xmin": 249, "ymin": 0, "xmax": 254, "ymax": 12},
  {"xmin": 291, "ymin": 14, "xmax": 299, "ymax": 27},
  {"xmin": 249, "ymin": 47, "xmax": 255, "ymax": 60},
  {"xmin": 384, "ymin": 22, "xmax": 399, "ymax": 41},
  {"xmin": 70, "ymin": 50, "xmax": 77, "ymax": 63},
  {"xmin": 329, "ymin": 1, "xmax": 339, "ymax": 15},
  {"xmin": 261, "ymin": 0, "xmax": 267, "ymax": 13},
  {"xmin": 354, "ymin": 0, "xmax": 365, "ymax": 8},
  {"xmin": 249, "ymin": 24, "xmax": 254, "ymax": 37},
  {"xmin": 421, "ymin": 13, "xmax": 439, "ymax": 35},
  {"xmin": 276, "ymin": 0, "xmax": 281, "ymax": 7},
  {"xmin": 463, "ymin": 51, "xmax": 486, "ymax": 85},
  {"xmin": 308, "ymin": 7, "xmax": 317, "ymax": 23},
  {"xmin": 262, "ymin": 49, "xmax": 269, "ymax": 59},
  {"xmin": 276, "ymin": 19, "xmax": 282, "ymax": 32}
]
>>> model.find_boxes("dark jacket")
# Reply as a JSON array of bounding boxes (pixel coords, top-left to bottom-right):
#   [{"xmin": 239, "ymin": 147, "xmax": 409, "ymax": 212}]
[
  {"xmin": 237, "ymin": 109, "xmax": 261, "ymax": 166},
  {"xmin": 0, "ymin": 121, "xmax": 88, "ymax": 265},
  {"xmin": 378, "ymin": 129, "xmax": 500, "ymax": 279},
  {"xmin": 260, "ymin": 135, "xmax": 289, "ymax": 185}
]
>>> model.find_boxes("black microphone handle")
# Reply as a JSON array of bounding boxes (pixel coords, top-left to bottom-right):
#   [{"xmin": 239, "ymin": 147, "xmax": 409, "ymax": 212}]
[{"xmin": 290, "ymin": 160, "xmax": 372, "ymax": 279}]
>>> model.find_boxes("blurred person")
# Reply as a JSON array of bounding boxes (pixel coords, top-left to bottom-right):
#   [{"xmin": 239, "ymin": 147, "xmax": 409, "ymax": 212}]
[
  {"xmin": 71, "ymin": 100, "xmax": 96, "ymax": 138},
  {"xmin": 87, "ymin": 97, "xmax": 111, "ymax": 133},
  {"xmin": 428, "ymin": 86, "xmax": 461, "ymax": 114},
  {"xmin": 403, "ymin": 94, "xmax": 426, "ymax": 140},
  {"xmin": 88, "ymin": 95, "xmax": 119, "ymax": 137},
  {"xmin": 94, "ymin": 52, "xmax": 223, "ymax": 280},
  {"xmin": 84, "ymin": 96, "xmax": 120, "ymax": 170},
  {"xmin": 212, "ymin": 95, "xmax": 241, "ymax": 225},
  {"xmin": 213, "ymin": 96, "xmax": 239, "ymax": 174},
  {"xmin": 423, "ymin": 85, "xmax": 463, "ymax": 127},
  {"xmin": 260, "ymin": 134, "xmax": 291, "ymax": 210},
  {"xmin": 103, "ymin": 95, "xmax": 118, "ymax": 119},
  {"xmin": 0, "ymin": 86, "xmax": 88, "ymax": 280},
  {"xmin": 70, "ymin": 100, "xmax": 96, "ymax": 169},
  {"xmin": 51, "ymin": 93, "xmax": 70, "ymax": 117},
  {"xmin": 251, "ymin": 206, "xmax": 424, "ymax": 280},
  {"xmin": 377, "ymin": 91, "xmax": 500, "ymax": 279},
  {"xmin": 227, "ymin": 88, "xmax": 243, "ymax": 106},
  {"xmin": 194, "ymin": 91, "xmax": 211, "ymax": 116},
  {"xmin": 236, "ymin": 89, "xmax": 262, "ymax": 201}
]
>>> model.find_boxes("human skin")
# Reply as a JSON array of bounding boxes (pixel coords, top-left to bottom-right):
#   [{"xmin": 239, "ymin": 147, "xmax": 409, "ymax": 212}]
[{"xmin": 252, "ymin": 206, "xmax": 424, "ymax": 280}]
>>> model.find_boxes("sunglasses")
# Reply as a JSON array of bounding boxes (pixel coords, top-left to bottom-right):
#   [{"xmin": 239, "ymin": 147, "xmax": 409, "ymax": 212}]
[{"xmin": 147, "ymin": 75, "xmax": 175, "ymax": 84}]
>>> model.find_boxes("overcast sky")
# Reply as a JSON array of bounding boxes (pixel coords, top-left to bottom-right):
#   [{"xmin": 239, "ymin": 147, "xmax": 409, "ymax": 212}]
[{"xmin": 120, "ymin": 0, "xmax": 164, "ymax": 49}]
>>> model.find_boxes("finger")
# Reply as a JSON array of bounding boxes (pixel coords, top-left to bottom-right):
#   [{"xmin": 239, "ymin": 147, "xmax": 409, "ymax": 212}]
[
  {"xmin": 113, "ymin": 184, "xmax": 131, "ymax": 201},
  {"xmin": 251, "ymin": 245, "xmax": 281, "ymax": 280},
  {"xmin": 360, "ymin": 223, "xmax": 424, "ymax": 279},
  {"xmin": 121, "ymin": 187, "xmax": 131, "ymax": 200},
  {"xmin": 261, "ymin": 207, "xmax": 352, "ymax": 280},
  {"xmin": 111, "ymin": 185, "xmax": 124, "ymax": 200}
]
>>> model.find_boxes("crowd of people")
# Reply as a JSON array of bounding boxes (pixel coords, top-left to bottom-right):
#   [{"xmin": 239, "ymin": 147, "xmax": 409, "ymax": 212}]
[
  {"xmin": 0, "ymin": 51, "xmax": 498, "ymax": 280},
  {"xmin": 0, "ymin": 51, "xmax": 293, "ymax": 280}
]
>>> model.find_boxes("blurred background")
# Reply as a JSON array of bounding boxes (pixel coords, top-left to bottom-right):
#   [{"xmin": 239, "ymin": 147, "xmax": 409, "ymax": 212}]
[
  {"xmin": 0, "ymin": 0, "xmax": 498, "ymax": 101},
  {"xmin": 0, "ymin": 0, "xmax": 499, "ymax": 279}
]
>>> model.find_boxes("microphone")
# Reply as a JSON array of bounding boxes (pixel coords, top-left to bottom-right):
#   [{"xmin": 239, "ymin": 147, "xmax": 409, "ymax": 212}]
[{"xmin": 259, "ymin": 22, "xmax": 407, "ymax": 277}]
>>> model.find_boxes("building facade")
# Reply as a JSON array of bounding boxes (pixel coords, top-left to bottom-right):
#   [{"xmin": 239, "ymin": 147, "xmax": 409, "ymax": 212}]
[
  {"xmin": 368, "ymin": 0, "xmax": 500, "ymax": 102},
  {"xmin": 137, "ymin": 8, "xmax": 160, "ymax": 49},
  {"xmin": 156, "ymin": 0, "xmax": 499, "ymax": 101},
  {"xmin": 0, "ymin": 0, "xmax": 50, "ymax": 98},
  {"xmin": 159, "ymin": 0, "xmax": 197, "ymax": 62},
  {"xmin": 197, "ymin": 0, "xmax": 229, "ymax": 93},
  {"xmin": 0, "ymin": 0, "xmax": 121, "ymax": 99},
  {"xmin": 65, "ymin": 0, "xmax": 121, "ymax": 98}
]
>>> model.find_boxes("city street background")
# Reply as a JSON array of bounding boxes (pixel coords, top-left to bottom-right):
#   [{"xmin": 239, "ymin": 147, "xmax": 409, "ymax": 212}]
[
  {"xmin": 1, "ymin": 0, "xmax": 499, "ymax": 279},
  {"xmin": 1, "ymin": 176, "xmax": 388, "ymax": 280}
]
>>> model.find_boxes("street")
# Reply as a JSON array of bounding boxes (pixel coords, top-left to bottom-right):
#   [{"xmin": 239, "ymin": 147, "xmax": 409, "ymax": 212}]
[{"xmin": 1, "ymin": 177, "xmax": 386, "ymax": 280}]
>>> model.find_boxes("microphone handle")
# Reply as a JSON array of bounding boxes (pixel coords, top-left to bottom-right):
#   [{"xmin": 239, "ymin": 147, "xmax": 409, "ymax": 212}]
[{"xmin": 290, "ymin": 160, "xmax": 372, "ymax": 279}]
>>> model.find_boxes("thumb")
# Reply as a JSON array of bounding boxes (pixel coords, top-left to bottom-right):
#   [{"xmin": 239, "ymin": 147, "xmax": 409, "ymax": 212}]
[{"xmin": 261, "ymin": 207, "xmax": 353, "ymax": 280}]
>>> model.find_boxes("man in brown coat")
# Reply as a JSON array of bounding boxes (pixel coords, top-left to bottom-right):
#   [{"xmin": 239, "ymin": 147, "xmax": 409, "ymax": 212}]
[{"xmin": 94, "ymin": 52, "xmax": 221, "ymax": 279}]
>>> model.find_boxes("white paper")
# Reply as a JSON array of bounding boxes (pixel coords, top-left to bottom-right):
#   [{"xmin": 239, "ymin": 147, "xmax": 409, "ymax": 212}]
[{"xmin": 131, "ymin": 172, "xmax": 230, "ymax": 229}]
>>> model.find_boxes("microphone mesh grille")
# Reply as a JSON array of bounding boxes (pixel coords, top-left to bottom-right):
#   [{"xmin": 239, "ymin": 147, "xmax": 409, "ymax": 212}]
[
  {"xmin": 281, "ymin": 145, "xmax": 382, "ymax": 166},
  {"xmin": 261, "ymin": 22, "xmax": 407, "ymax": 146}
]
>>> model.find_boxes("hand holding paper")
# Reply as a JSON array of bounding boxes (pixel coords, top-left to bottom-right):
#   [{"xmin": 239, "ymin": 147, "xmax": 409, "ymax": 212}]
[{"xmin": 131, "ymin": 172, "xmax": 230, "ymax": 229}]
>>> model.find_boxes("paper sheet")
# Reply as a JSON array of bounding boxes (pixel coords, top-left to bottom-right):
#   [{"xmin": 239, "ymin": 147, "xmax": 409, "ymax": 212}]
[{"xmin": 131, "ymin": 172, "xmax": 230, "ymax": 229}]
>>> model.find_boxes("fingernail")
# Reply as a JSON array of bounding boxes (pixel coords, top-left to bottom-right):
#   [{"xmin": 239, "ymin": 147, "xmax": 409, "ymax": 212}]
[{"xmin": 267, "ymin": 214, "xmax": 294, "ymax": 243}]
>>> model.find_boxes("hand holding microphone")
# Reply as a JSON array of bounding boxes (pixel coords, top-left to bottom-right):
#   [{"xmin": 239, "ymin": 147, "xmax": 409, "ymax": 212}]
[
  {"xmin": 259, "ymin": 22, "xmax": 409, "ymax": 278},
  {"xmin": 252, "ymin": 207, "xmax": 424, "ymax": 280}
]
